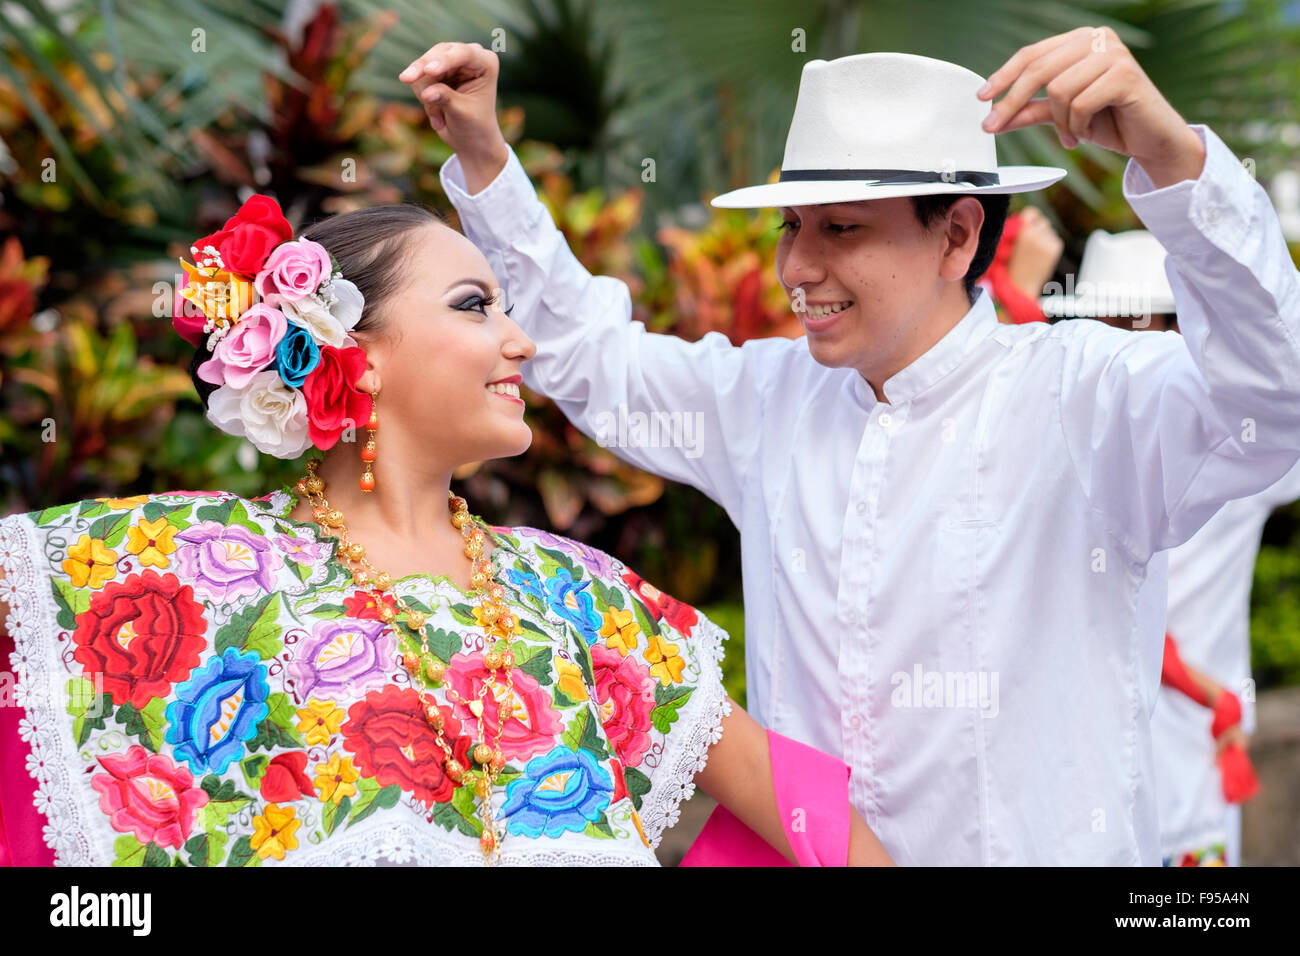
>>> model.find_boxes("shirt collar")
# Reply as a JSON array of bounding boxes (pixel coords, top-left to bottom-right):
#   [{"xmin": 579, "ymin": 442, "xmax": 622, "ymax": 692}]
[{"xmin": 852, "ymin": 286, "xmax": 1001, "ymax": 406}]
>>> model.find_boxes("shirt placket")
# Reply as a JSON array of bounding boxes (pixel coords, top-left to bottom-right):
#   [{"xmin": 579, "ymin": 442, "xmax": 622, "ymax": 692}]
[{"xmin": 838, "ymin": 400, "xmax": 905, "ymax": 822}]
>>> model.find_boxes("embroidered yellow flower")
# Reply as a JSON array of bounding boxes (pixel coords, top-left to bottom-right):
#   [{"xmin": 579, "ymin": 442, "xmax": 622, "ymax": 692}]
[
  {"xmin": 62, "ymin": 534, "xmax": 118, "ymax": 589},
  {"xmin": 555, "ymin": 657, "xmax": 588, "ymax": 702},
  {"xmin": 296, "ymin": 699, "xmax": 344, "ymax": 746},
  {"xmin": 94, "ymin": 495, "xmax": 150, "ymax": 510},
  {"xmin": 599, "ymin": 606, "xmax": 641, "ymax": 657},
  {"xmin": 250, "ymin": 803, "xmax": 300, "ymax": 860},
  {"xmin": 314, "ymin": 753, "xmax": 359, "ymax": 806},
  {"xmin": 644, "ymin": 634, "xmax": 685, "ymax": 686},
  {"xmin": 124, "ymin": 517, "xmax": 177, "ymax": 568}
]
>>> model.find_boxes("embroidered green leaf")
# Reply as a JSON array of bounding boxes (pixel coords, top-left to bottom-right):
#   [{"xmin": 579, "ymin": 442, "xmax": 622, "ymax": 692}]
[
  {"xmin": 164, "ymin": 504, "xmax": 194, "ymax": 529},
  {"xmin": 583, "ymin": 815, "xmax": 616, "ymax": 840},
  {"xmin": 623, "ymin": 767, "xmax": 652, "ymax": 811},
  {"xmin": 199, "ymin": 775, "xmax": 252, "ymax": 832},
  {"xmin": 87, "ymin": 511, "xmax": 132, "ymax": 550},
  {"xmin": 142, "ymin": 842, "xmax": 170, "ymax": 867},
  {"xmin": 432, "ymin": 799, "xmax": 479, "ymax": 837},
  {"xmin": 345, "ymin": 777, "xmax": 382, "ymax": 827},
  {"xmin": 427, "ymin": 627, "xmax": 461, "ymax": 664},
  {"xmin": 375, "ymin": 783, "xmax": 402, "ymax": 809},
  {"xmin": 51, "ymin": 578, "xmax": 90, "ymax": 630},
  {"xmin": 239, "ymin": 754, "xmax": 270, "ymax": 790},
  {"xmin": 304, "ymin": 603, "xmax": 347, "ymax": 620},
  {"xmin": 262, "ymin": 692, "xmax": 301, "ymax": 744},
  {"xmin": 448, "ymin": 602, "xmax": 477, "ymax": 626},
  {"xmin": 519, "ymin": 646, "xmax": 553, "ymax": 686},
  {"xmin": 322, "ymin": 794, "xmax": 352, "ymax": 835},
  {"xmin": 537, "ymin": 546, "xmax": 579, "ymax": 578},
  {"xmin": 629, "ymin": 593, "xmax": 661, "ymax": 641},
  {"xmin": 519, "ymin": 617, "xmax": 548, "ymax": 639},
  {"xmin": 36, "ymin": 501, "xmax": 78, "ymax": 525},
  {"xmin": 183, "ymin": 829, "xmax": 228, "ymax": 867},
  {"xmin": 115, "ymin": 697, "xmax": 167, "ymax": 753},
  {"xmin": 77, "ymin": 500, "xmax": 110, "ymax": 519},
  {"xmin": 650, "ymin": 691, "xmax": 692, "ymax": 734},
  {"xmin": 591, "ymin": 577, "xmax": 624, "ymax": 612},
  {"xmin": 68, "ymin": 678, "xmax": 113, "ymax": 748},
  {"xmin": 214, "ymin": 591, "xmax": 281, "ymax": 659},
  {"xmin": 111, "ymin": 834, "xmax": 148, "ymax": 867},
  {"xmin": 577, "ymin": 706, "xmax": 610, "ymax": 761},
  {"xmin": 227, "ymin": 501, "xmax": 266, "ymax": 536},
  {"xmin": 196, "ymin": 498, "xmax": 237, "ymax": 526},
  {"xmin": 247, "ymin": 713, "xmax": 299, "ymax": 752},
  {"xmin": 654, "ymin": 682, "xmax": 693, "ymax": 709},
  {"xmin": 291, "ymin": 560, "xmax": 311, "ymax": 582},
  {"xmin": 561, "ymin": 707, "xmax": 588, "ymax": 752},
  {"xmin": 226, "ymin": 834, "xmax": 257, "ymax": 867},
  {"xmin": 450, "ymin": 786, "xmax": 484, "ymax": 835}
]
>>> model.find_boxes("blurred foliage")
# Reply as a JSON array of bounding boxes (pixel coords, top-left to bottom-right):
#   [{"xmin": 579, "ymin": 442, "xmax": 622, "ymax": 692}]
[{"xmin": 1, "ymin": 0, "xmax": 1299, "ymax": 687}]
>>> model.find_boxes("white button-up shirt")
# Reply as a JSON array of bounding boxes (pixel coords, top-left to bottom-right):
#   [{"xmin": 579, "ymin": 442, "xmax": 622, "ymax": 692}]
[
  {"xmin": 1153, "ymin": 460, "xmax": 1300, "ymax": 861},
  {"xmin": 441, "ymin": 123, "xmax": 1300, "ymax": 865}
]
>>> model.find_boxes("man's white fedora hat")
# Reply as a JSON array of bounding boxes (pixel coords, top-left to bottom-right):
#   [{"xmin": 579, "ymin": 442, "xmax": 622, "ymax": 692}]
[
  {"xmin": 711, "ymin": 52, "xmax": 1067, "ymax": 209},
  {"xmin": 1038, "ymin": 229, "xmax": 1177, "ymax": 318}
]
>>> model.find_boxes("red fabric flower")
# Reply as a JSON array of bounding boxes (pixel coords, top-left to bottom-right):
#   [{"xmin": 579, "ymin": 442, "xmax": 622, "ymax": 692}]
[
  {"xmin": 590, "ymin": 643, "xmax": 655, "ymax": 768},
  {"xmin": 620, "ymin": 568, "xmax": 699, "ymax": 637},
  {"xmin": 341, "ymin": 685, "xmax": 472, "ymax": 807},
  {"xmin": 301, "ymin": 345, "xmax": 372, "ymax": 450},
  {"xmin": 192, "ymin": 195, "xmax": 293, "ymax": 279},
  {"xmin": 609, "ymin": 756, "xmax": 628, "ymax": 803},
  {"xmin": 259, "ymin": 752, "xmax": 315, "ymax": 802},
  {"xmin": 343, "ymin": 589, "xmax": 397, "ymax": 621},
  {"xmin": 71, "ymin": 569, "xmax": 208, "ymax": 708}
]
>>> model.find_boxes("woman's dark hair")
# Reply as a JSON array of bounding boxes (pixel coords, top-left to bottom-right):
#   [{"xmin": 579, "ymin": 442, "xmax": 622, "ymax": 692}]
[
  {"xmin": 188, "ymin": 203, "xmax": 446, "ymax": 408},
  {"xmin": 909, "ymin": 192, "xmax": 1011, "ymax": 305}
]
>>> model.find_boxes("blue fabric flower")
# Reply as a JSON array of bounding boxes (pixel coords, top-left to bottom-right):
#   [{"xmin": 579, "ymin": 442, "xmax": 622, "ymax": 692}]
[
  {"xmin": 164, "ymin": 647, "xmax": 270, "ymax": 775},
  {"xmin": 505, "ymin": 567, "xmax": 545, "ymax": 600},
  {"xmin": 544, "ymin": 568, "xmax": 602, "ymax": 644},
  {"xmin": 501, "ymin": 745, "xmax": 613, "ymax": 838},
  {"xmin": 275, "ymin": 322, "xmax": 321, "ymax": 388}
]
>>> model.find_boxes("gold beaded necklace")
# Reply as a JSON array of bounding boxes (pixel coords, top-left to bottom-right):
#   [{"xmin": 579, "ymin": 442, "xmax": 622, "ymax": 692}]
[{"xmin": 295, "ymin": 457, "xmax": 520, "ymax": 865}]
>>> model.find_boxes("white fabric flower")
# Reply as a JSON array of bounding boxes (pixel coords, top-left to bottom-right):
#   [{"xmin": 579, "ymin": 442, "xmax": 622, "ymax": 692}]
[
  {"xmin": 207, "ymin": 370, "xmax": 314, "ymax": 459},
  {"xmin": 271, "ymin": 277, "xmax": 363, "ymax": 349}
]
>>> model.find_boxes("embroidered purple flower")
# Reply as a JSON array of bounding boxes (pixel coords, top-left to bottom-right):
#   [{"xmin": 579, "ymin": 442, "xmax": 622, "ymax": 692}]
[
  {"xmin": 165, "ymin": 648, "xmax": 270, "ymax": 775},
  {"xmin": 516, "ymin": 527, "xmax": 615, "ymax": 579},
  {"xmin": 171, "ymin": 520, "xmax": 284, "ymax": 604},
  {"xmin": 501, "ymin": 745, "xmax": 613, "ymax": 838},
  {"xmin": 286, "ymin": 617, "xmax": 394, "ymax": 702},
  {"xmin": 274, "ymin": 532, "xmax": 329, "ymax": 564}
]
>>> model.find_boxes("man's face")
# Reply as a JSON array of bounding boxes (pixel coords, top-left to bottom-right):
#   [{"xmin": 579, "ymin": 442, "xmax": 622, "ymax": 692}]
[{"xmin": 773, "ymin": 197, "xmax": 983, "ymax": 384}]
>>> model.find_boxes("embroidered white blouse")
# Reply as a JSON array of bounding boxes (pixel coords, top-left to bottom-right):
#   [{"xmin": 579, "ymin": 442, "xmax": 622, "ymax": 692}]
[{"xmin": 440, "ymin": 123, "xmax": 1300, "ymax": 865}]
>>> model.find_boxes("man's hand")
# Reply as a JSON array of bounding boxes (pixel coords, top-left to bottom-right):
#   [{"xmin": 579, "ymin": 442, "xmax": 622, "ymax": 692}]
[
  {"xmin": 399, "ymin": 41, "xmax": 509, "ymax": 193},
  {"xmin": 977, "ymin": 26, "xmax": 1207, "ymax": 188}
]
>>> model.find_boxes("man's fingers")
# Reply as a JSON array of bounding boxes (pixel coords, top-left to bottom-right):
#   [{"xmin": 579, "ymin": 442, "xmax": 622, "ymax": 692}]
[
  {"xmin": 994, "ymin": 97, "xmax": 1054, "ymax": 135},
  {"xmin": 984, "ymin": 33, "xmax": 1092, "ymax": 133},
  {"xmin": 421, "ymin": 41, "xmax": 495, "ymax": 89},
  {"xmin": 978, "ymin": 26, "xmax": 1091, "ymax": 101}
]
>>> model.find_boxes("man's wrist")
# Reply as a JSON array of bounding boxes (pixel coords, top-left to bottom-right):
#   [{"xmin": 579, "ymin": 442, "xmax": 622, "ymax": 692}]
[{"xmin": 1132, "ymin": 125, "xmax": 1207, "ymax": 190}]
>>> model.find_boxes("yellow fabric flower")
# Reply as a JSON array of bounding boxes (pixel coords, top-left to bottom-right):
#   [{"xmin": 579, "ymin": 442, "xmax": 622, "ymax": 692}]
[
  {"xmin": 644, "ymin": 634, "xmax": 685, "ymax": 686},
  {"xmin": 250, "ymin": 803, "xmax": 300, "ymax": 860},
  {"xmin": 314, "ymin": 753, "xmax": 360, "ymax": 806},
  {"xmin": 179, "ymin": 258, "xmax": 254, "ymax": 325},
  {"xmin": 599, "ymin": 607, "xmax": 641, "ymax": 657},
  {"xmin": 62, "ymin": 534, "xmax": 118, "ymax": 589},
  {"xmin": 555, "ymin": 658, "xmax": 588, "ymax": 702},
  {"xmin": 124, "ymin": 517, "xmax": 177, "ymax": 568},
  {"xmin": 95, "ymin": 495, "xmax": 150, "ymax": 510},
  {"xmin": 296, "ymin": 699, "xmax": 344, "ymax": 746}
]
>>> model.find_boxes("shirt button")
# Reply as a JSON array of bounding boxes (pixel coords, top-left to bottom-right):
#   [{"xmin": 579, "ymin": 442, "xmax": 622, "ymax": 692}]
[
  {"xmin": 856, "ymin": 500, "xmax": 867, "ymax": 515},
  {"xmin": 879, "ymin": 412, "xmax": 893, "ymax": 428}
]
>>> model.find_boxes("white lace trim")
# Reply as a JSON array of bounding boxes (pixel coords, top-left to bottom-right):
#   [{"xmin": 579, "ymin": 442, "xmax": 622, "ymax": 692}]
[
  {"xmin": 0, "ymin": 513, "xmax": 95, "ymax": 865},
  {"xmin": 636, "ymin": 607, "xmax": 733, "ymax": 850}
]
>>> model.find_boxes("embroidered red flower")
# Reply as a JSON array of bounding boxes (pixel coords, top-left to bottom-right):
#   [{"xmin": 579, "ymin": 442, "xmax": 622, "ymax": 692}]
[
  {"xmin": 620, "ymin": 569, "xmax": 698, "ymax": 637},
  {"xmin": 192, "ymin": 195, "xmax": 293, "ymax": 278},
  {"xmin": 71, "ymin": 569, "xmax": 208, "ymax": 708},
  {"xmin": 340, "ymin": 685, "xmax": 472, "ymax": 807},
  {"xmin": 343, "ymin": 589, "xmax": 398, "ymax": 621},
  {"xmin": 301, "ymin": 345, "xmax": 372, "ymax": 450},
  {"xmin": 91, "ymin": 745, "xmax": 209, "ymax": 850},
  {"xmin": 259, "ymin": 752, "xmax": 315, "ymax": 802},
  {"xmin": 590, "ymin": 643, "xmax": 655, "ymax": 768}
]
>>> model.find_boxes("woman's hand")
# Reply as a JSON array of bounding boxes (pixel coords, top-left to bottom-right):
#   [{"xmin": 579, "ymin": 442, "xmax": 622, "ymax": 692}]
[
  {"xmin": 399, "ymin": 41, "xmax": 509, "ymax": 193},
  {"xmin": 1006, "ymin": 206, "xmax": 1063, "ymax": 300}
]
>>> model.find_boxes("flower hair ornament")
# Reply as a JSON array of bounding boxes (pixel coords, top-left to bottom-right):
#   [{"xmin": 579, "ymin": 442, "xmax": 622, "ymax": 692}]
[{"xmin": 173, "ymin": 194, "xmax": 371, "ymax": 459}]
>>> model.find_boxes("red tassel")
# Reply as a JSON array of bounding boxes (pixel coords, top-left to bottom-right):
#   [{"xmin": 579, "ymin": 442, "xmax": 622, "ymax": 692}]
[
  {"xmin": 985, "ymin": 213, "xmax": 1050, "ymax": 325},
  {"xmin": 1160, "ymin": 634, "xmax": 1211, "ymax": 706},
  {"xmin": 1217, "ymin": 743, "xmax": 1262, "ymax": 804},
  {"xmin": 1211, "ymin": 691, "xmax": 1243, "ymax": 740}
]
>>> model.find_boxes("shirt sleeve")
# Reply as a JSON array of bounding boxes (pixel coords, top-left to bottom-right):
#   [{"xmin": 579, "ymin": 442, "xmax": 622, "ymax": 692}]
[
  {"xmin": 1058, "ymin": 123, "xmax": 1300, "ymax": 562},
  {"xmin": 439, "ymin": 147, "xmax": 789, "ymax": 525}
]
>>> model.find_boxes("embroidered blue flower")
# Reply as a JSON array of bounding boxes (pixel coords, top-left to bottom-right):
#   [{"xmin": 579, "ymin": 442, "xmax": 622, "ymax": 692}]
[
  {"xmin": 544, "ymin": 568, "xmax": 602, "ymax": 644},
  {"xmin": 501, "ymin": 745, "xmax": 613, "ymax": 838},
  {"xmin": 274, "ymin": 323, "xmax": 320, "ymax": 388},
  {"xmin": 505, "ymin": 567, "xmax": 545, "ymax": 600},
  {"xmin": 165, "ymin": 647, "xmax": 270, "ymax": 775}
]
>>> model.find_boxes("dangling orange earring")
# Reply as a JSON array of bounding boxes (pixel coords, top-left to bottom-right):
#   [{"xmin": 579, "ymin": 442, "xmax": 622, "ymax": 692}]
[{"xmin": 359, "ymin": 391, "xmax": 378, "ymax": 493}]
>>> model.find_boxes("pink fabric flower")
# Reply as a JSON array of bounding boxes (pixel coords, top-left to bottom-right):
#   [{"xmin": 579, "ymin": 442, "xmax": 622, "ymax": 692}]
[
  {"xmin": 445, "ymin": 651, "xmax": 564, "ymax": 760},
  {"xmin": 197, "ymin": 303, "xmax": 287, "ymax": 389},
  {"xmin": 91, "ymin": 745, "xmax": 210, "ymax": 850},
  {"xmin": 255, "ymin": 239, "xmax": 332, "ymax": 303}
]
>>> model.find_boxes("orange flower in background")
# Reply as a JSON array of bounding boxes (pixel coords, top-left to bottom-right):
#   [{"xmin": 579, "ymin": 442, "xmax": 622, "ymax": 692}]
[
  {"xmin": 63, "ymin": 534, "xmax": 118, "ymax": 589},
  {"xmin": 0, "ymin": 235, "xmax": 49, "ymax": 335}
]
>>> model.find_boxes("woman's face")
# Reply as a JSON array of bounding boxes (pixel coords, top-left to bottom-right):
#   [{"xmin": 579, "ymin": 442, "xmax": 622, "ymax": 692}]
[{"xmin": 352, "ymin": 223, "xmax": 536, "ymax": 470}]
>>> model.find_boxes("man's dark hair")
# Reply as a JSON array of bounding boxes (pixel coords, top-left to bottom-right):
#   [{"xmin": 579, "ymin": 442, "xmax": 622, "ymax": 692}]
[{"xmin": 909, "ymin": 193, "xmax": 1011, "ymax": 305}]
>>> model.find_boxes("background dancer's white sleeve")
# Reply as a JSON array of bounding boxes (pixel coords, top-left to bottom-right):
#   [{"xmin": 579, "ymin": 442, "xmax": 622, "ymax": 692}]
[
  {"xmin": 440, "ymin": 148, "xmax": 797, "ymax": 525},
  {"xmin": 1058, "ymin": 124, "xmax": 1300, "ymax": 563}
]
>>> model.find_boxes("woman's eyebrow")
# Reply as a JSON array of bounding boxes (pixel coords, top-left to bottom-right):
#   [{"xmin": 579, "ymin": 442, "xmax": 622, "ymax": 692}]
[{"xmin": 443, "ymin": 277, "xmax": 494, "ymax": 295}]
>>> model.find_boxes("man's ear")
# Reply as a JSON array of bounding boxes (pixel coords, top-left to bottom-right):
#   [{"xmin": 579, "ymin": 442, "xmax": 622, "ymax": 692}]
[{"xmin": 939, "ymin": 196, "xmax": 984, "ymax": 282}]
